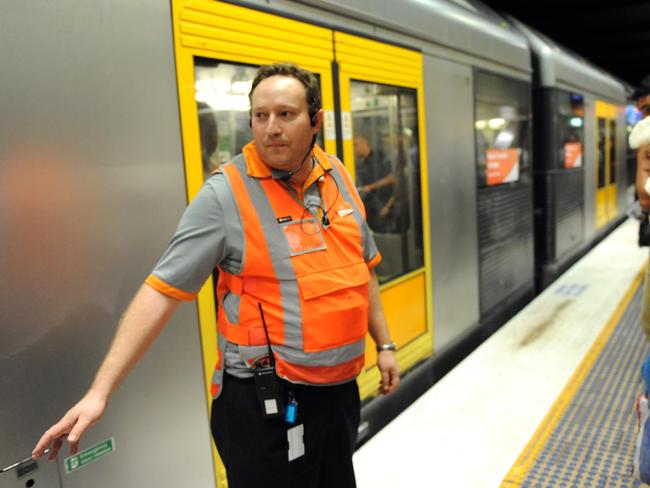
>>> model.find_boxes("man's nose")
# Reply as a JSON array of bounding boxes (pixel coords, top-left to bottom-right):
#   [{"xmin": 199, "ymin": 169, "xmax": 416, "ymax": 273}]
[{"xmin": 265, "ymin": 115, "xmax": 281, "ymax": 135}]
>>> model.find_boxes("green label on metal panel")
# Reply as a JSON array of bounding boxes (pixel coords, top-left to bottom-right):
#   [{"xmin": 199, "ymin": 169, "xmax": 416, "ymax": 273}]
[{"xmin": 64, "ymin": 437, "xmax": 115, "ymax": 474}]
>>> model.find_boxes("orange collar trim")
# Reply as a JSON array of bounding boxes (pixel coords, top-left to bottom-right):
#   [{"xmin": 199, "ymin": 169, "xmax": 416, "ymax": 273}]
[{"xmin": 241, "ymin": 141, "xmax": 333, "ymax": 183}]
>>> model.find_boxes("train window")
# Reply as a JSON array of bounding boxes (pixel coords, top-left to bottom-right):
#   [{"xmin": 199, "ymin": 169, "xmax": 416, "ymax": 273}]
[
  {"xmin": 609, "ymin": 119, "xmax": 617, "ymax": 184},
  {"xmin": 474, "ymin": 72, "xmax": 531, "ymax": 187},
  {"xmin": 597, "ymin": 118, "xmax": 607, "ymax": 188},
  {"xmin": 194, "ymin": 59, "xmax": 258, "ymax": 180},
  {"xmin": 558, "ymin": 92, "xmax": 584, "ymax": 169},
  {"xmin": 350, "ymin": 80, "xmax": 424, "ymax": 284}
]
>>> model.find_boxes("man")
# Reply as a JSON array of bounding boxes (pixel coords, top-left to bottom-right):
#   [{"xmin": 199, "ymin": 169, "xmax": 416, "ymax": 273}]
[
  {"xmin": 353, "ymin": 133, "xmax": 397, "ymax": 232},
  {"xmin": 32, "ymin": 63, "xmax": 400, "ymax": 487},
  {"xmin": 635, "ymin": 75, "xmax": 650, "ymax": 342}
]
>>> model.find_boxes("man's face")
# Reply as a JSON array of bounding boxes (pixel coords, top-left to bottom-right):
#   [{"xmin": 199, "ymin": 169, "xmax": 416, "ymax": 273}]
[
  {"xmin": 353, "ymin": 136, "xmax": 370, "ymax": 159},
  {"xmin": 250, "ymin": 75, "xmax": 321, "ymax": 171},
  {"xmin": 637, "ymin": 94, "xmax": 650, "ymax": 119}
]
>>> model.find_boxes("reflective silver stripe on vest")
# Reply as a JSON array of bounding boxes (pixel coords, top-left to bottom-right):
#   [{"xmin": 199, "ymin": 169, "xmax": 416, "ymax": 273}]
[
  {"xmin": 274, "ymin": 337, "xmax": 365, "ymax": 366},
  {"xmin": 211, "ymin": 332, "xmax": 228, "ymax": 398},
  {"xmin": 229, "ymin": 155, "xmax": 304, "ymax": 350},
  {"xmin": 222, "ymin": 290, "xmax": 240, "ymax": 324},
  {"xmin": 327, "ymin": 155, "xmax": 379, "ymax": 262},
  {"xmin": 326, "ymin": 156, "xmax": 364, "ymax": 236}
]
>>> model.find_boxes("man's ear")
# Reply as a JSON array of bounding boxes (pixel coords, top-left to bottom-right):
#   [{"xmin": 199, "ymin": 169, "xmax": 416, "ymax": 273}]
[{"xmin": 312, "ymin": 109, "xmax": 324, "ymax": 132}]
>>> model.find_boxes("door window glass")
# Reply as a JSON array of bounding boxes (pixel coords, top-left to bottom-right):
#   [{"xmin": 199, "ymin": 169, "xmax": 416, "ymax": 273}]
[
  {"xmin": 350, "ymin": 80, "xmax": 424, "ymax": 283},
  {"xmin": 474, "ymin": 72, "xmax": 531, "ymax": 187},
  {"xmin": 194, "ymin": 59, "xmax": 258, "ymax": 180},
  {"xmin": 609, "ymin": 119, "xmax": 617, "ymax": 184},
  {"xmin": 558, "ymin": 92, "xmax": 584, "ymax": 169}
]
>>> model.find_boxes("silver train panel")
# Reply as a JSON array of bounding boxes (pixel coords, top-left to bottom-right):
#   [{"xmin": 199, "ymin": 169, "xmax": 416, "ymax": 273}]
[
  {"xmin": 0, "ymin": 1, "xmax": 215, "ymax": 487},
  {"xmin": 510, "ymin": 18, "xmax": 626, "ymax": 103},
  {"xmin": 423, "ymin": 55, "xmax": 480, "ymax": 351},
  {"xmin": 242, "ymin": 0, "xmax": 531, "ymax": 84},
  {"xmin": 277, "ymin": 0, "xmax": 530, "ymax": 73},
  {"xmin": 583, "ymin": 97, "xmax": 597, "ymax": 240}
]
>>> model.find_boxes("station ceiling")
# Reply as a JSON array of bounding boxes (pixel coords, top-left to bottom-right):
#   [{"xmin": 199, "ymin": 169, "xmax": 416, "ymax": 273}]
[{"xmin": 480, "ymin": 0, "xmax": 649, "ymax": 90}]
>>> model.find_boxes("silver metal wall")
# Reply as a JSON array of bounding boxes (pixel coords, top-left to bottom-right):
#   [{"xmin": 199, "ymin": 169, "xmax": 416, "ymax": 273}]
[
  {"xmin": 511, "ymin": 18, "xmax": 626, "ymax": 102},
  {"xmin": 0, "ymin": 1, "xmax": 215, "ymax": 487},
  {"xmin": 422, "ymin": 55, "xmax": 480, "ymax": 351}
]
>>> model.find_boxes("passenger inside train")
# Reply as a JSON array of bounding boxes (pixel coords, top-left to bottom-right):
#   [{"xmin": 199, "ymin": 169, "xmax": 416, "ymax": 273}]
[{"xmin": 353, "ymin": 133, "xmax": 397, "ymax": 233}]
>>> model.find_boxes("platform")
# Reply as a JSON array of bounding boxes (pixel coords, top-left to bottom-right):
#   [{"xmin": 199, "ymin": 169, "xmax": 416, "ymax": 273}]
[{"xmin": 354, "ymin": 218, "xmax": 648, "ymax": 487}]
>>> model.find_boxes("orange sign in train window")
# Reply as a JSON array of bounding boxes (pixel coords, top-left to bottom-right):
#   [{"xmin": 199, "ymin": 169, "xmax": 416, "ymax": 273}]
[
  {"xmin": 486, "ymin": 148, "xmax": 521, "ymax": 186},
  {"xmin": 564, "ymin": 142, "xmax": 583, "ymax": 169}
]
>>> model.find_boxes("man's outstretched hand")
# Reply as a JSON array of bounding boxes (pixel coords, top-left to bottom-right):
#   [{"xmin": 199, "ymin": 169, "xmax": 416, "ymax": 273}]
[{"xmin": 32, "ymin": 390, "xmax": 107, "ymax": 460}]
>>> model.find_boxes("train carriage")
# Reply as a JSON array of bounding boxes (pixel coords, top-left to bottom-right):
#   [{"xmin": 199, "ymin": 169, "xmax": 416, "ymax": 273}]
[{"xmin": 510, "ymin": 19, "xmax": 628, "ymax": 289}]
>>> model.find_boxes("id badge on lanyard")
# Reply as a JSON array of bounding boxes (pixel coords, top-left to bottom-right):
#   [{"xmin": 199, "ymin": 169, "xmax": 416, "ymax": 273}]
[{"xmin": 280, "ymin": 217, "xmax": 327, "ymax": 257}]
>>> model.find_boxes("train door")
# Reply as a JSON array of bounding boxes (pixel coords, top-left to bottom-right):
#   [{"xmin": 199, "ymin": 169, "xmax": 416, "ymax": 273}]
[
  {"xmin": 473, "ymin": 71, "xmax": 534, "ymax": 319},
  {"xmin": 334, "ymin": 32, "xmax": 432, "ymax": 399},
  {"xmin": 171, "ymin": 1, "xmax": 336, "ymax": 484},
  {"xmin": 172, "ymin": 0, "xmax": 433, "ymax": 483},
  {"xmin": 606, "ymin": 118, "xmax": 619, "ymax": 221},
  {"xmin": 595, "ymin": 101, "xmax": 618, "ymax": 228}
]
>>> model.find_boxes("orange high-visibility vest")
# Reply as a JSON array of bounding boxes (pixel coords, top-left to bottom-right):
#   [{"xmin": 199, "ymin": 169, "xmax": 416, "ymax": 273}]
[{"xmin": 210, "ymin": 143, "xmax": 376, "ymax": 398}]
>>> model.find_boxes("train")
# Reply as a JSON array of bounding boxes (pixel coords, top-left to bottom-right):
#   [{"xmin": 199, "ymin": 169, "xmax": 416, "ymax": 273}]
[{"xmin": 0, "ymin": 0, "xmax": 630, "ymax": 487}]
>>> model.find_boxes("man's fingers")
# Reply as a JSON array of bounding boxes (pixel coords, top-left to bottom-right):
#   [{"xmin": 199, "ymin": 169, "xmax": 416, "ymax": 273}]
[
  {"xmin": 380, "ymin": 369, "xmax": 390, "ymax": 393},
  {"xmin": 33, "ymin": 413, "xmax": 78, "ymax": 459},
  {"xmin": 34, "ymin": 424, "xmax": 67, "ymax": 459},
  {"xmin": 389, "ymin": 368, "xmax": 400, "ymax": 393},
  {"xmin": 67, "ymin": 417, "xmax": 92, "ymax": 455},
  {"xmin": 379, "ymin": 364, "xmax": 400, "ymax": 395},
  {"xmin": 48, "ymin": 438, "xmax": 64, "ymax": 460},
  {"xmin": 33, "ymin": 433, "xmax": 52, "ymax": 459}
]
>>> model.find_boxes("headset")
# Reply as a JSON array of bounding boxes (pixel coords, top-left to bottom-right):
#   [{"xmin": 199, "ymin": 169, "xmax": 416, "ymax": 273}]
[
  {"xmin": 275, "ymin": 131, "xmax": 318, "ymax": 182},
  {"xmin": 277, "ymin": 155, "xmax": 340, "ymax": 230}
]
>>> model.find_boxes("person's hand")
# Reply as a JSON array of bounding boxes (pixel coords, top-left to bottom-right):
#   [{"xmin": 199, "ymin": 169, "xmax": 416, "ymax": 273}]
[
  {"xmin": 359, "ymin": 185, "xmax": 372, "ymax": 195},
  {"xmin": 379, "ymin": 205, "xmax": 391, "ymax": 218},
  {"xmin": 377, "ymin": 350, "xmax": 400, "ymax": 395},
  {"xmin": 32, "ymin": 390, "xmax": 108, "ymax": 460}
]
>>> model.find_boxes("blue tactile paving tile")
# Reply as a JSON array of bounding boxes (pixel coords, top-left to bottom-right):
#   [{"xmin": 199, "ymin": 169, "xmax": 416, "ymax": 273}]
[{"xmin": 513, "ymin": 285, "xmax": 647, "ymax": 488}]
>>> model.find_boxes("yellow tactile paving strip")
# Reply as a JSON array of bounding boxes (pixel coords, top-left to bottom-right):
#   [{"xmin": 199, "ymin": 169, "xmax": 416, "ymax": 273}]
[{"xmin": 502, "ymin": 268, "xmax": 646, "ymax": 487}]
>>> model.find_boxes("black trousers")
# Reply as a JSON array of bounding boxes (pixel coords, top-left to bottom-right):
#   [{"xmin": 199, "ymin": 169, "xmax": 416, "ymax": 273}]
[{"xmin": 210, "ymin": 373, "xmax": 360, "ymax": 488}]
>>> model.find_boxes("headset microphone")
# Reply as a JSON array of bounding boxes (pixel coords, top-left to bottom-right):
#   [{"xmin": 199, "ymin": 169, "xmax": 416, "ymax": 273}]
[{"xmin": 275, "ymin": 133, "xmax": 318, "ymax": 182}]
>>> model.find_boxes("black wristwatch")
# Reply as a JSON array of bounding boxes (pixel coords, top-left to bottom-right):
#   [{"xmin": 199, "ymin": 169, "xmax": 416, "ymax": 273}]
[{"xmin": 376, "ymin": 341, "xmax": 397, "ymax": 352}]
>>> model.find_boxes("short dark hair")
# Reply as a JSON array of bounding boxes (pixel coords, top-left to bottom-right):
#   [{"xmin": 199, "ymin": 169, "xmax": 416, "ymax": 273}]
[
  {"xmin": 633, "ymin": 74, "xmax": 650, "ymax": 101},
  {"xmin": 249, "ymin": 63, "xmax": 321, "ymax": 122}
]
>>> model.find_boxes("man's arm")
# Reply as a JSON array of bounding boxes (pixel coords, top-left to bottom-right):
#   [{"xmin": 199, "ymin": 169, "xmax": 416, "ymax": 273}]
[
  {"xmin": 32, "ymin": 283, "xmax": 180, "ymax": 460},
  {"xmin": 360, "ymin": 173, "xmax": 397, "ymax": 195},
  {"xmin": 367, "ymin": 270, "xmax": 400, "ymax": 395},
  {"xmin": 637, "ymin": 146, "xmax": 650, "ymax": 212}
]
